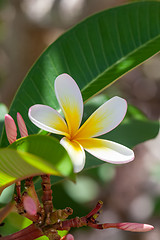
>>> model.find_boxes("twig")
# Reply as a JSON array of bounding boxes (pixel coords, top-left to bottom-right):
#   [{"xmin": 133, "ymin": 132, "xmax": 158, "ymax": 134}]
[
  {"xmin": 41, "ymin": 175, "xmax": 53, "ymax": 225},
  {"xmin": 0, "ymin": 224, "xmax": 43, "ymax": 240}
]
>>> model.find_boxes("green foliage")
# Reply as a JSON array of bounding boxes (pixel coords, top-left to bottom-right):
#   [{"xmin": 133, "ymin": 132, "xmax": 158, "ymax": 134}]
[
  {"xmin": 81, "ymin": 95, "xmax": 159, "ymax": 169},
  {"xmin": 1, "ymin": 1, "xmax": 160, "ymax": 147},
  {"xmin": 0, "ymin": 1, "xmax": 159, "ymax": 191},
  {"xmin": 9, "ymin": 135, "xmax": 74, "ymax": 179},
  {"xmin": 0, "ymin": 212, "xmax": 32, "ymax": 236},
  {"xmin": 0, "ymin": 135, "xmax": 74, "ymax": 194}
]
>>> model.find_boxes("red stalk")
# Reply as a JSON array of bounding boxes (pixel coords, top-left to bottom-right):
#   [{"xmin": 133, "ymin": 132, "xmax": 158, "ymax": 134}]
[{"xmin": 0, "ymin": 224, "xmax": 43, "ymax": 240}]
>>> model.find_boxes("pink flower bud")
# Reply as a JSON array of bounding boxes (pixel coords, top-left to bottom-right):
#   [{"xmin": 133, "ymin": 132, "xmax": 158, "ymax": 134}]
[
  {"xmin": 66, "ymin": 234, "xmax": 74, "ymax": 240},
  {"xmin": 61, "ymin": 234, "xmax": 74, "ymax": 240},
  {"xmin": 23, "ymin": 196, "xmax": 37, "ymax": 216},
  {"xmin": 117, "ymin": 222, "xmax": 154, "ymax": 232},
  {"xmin": 5, "ymin": 114, "xmax": 17, "ymax": 144},
  {"xmin": 17, "ymin": 112, "xmax": 28, "ymax": 137}
]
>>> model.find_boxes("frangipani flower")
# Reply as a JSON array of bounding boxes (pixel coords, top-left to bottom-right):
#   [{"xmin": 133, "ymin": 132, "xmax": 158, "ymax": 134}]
[{"xmin": 28, "ymin": 74, "xmax": 134, "ymax": 172}]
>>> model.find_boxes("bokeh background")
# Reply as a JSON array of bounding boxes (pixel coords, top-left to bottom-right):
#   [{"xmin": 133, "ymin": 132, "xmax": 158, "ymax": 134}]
[{"xmin": 0, "ymin": 0, "xmax": 160, "ymax": 239}]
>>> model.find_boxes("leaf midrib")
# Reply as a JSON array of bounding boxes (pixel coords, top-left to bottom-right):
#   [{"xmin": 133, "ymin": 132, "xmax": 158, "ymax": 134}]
[{"xmin": 81, "ymin": 33, "xmax": 160, "ymax": 102}]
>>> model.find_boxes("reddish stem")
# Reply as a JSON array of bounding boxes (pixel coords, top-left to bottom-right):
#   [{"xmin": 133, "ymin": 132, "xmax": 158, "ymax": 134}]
[
  {"xmin": 0, "ymin": 224, "xmax": 43, "ymax": 240},
  {"xmin": 41, "ymin": 174, "xmax": 53, "ymax": 224},
  {"xmin": 15, "ymin": 181, "xmax": 21, "ymax": 201},
  {"xmin": 24, "ymin": 177, "xmax": 43, "ymax": 221},
  {"xmin": 87, "ymin": 222, "xmax": 118, "ymax": 229},
  {"xmin": 51, "ymin": 216, "xmax": 87, "ymax": 231},
  {"xmin": 86, "ymin": 200, "xmax": 103, "ymax": 218}
]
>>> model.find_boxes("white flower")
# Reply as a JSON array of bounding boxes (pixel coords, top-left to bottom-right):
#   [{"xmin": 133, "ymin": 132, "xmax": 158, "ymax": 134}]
[{"xmin": 28, "ymin": 74, "xmax": 134, "ymax": 172}]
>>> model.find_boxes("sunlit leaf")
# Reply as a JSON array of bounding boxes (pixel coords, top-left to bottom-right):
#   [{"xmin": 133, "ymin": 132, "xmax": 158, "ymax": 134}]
[
  {"xmin": 0, "ymin": 135, "xmax": 74, "ymax": 194},
  {"xmin": 0, "ymin": 212, "xmax": 32, "ymax": 236},
  {"xmin": 9, "ymin": 135, "xmax": 74, "ymax": 179}
]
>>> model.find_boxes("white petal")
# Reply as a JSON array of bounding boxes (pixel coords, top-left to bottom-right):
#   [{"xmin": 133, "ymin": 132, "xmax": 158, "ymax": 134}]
[
  {"xmin": 60, "ymin": 137, "xmax": 85, "ymax": 173},
  {"xmin": 74, "ymin": 96, "xmax": 127, "ymax": 139},
  {"xmin": 28, "ymin": 104, "xmax": 69, "ymax": 137},
  {"xmin": 78, "ymin": 138, "xmax": 134, "ymax": 164},
  {"xmin": 55, "ymin": 74, "xmax": 83, "ymax": 137}
]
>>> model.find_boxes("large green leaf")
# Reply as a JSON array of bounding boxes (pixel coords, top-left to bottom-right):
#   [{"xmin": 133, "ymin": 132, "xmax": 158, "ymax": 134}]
[
  {"xmin": 1, "ymin": 1, "xmax": 160, "ymax": 146},
  {"xmin": 0, "ymin": 135, "xmax": 74, "ymax": 194}
]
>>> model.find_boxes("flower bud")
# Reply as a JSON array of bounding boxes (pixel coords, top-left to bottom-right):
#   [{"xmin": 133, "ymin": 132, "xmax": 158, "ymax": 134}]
[
  {"xmin": 61, "ymin": 234, "xmax": 74, "ymax": 240},
  {"xmin": 17, "ymin": 112, "xmax": 28, "ymax": 137},
  {"xmin": 117, "ymin": 222, "xmax": 154, "ymax": 232},
  {"xmin": 5, "ymin": 114, "xmax": 17, "ymax": 144},
  {"xmin": 23, "ymin": 195, "xmax": 37, "ymax": 215}
]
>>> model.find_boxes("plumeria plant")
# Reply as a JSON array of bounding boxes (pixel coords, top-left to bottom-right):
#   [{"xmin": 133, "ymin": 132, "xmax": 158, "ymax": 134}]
[
  {"xmin": 0, "ymin": 1, "xmax": 160, "ymax": 239},
  {"xmin": 0, "ymin": 109, "xmax": 154, "ymax": 240}
]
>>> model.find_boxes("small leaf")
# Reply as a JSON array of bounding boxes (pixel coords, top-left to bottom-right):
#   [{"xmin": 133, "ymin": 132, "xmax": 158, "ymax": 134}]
[{"xmin": 0, "ymin": 184, "xmax": 15, "ymax": 207}]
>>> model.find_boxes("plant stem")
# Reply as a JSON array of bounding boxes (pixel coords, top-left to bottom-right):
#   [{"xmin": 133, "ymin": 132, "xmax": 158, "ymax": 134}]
[
  {"xmin": 15, "ymin": 181, "xmax": 21, "ymax": 202},
  {"xmin": 41, "ymin": 174, "xmax": 53, "ymax": 225},
  {"xmin": 25, "ymin": 177, "xmax": 42, "ymax": 214},
  {"xmin": 0, "ymin": 224, "xmax": 43, "ymax": 240}
]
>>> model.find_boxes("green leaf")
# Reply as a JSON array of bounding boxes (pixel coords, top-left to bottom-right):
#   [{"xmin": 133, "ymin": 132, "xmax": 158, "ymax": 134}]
[
  {"xmin": 83, "ymin": 95, "xmax": 159, "ymax": 169},
  {"xmin": 0, "ymin": 135, "xmax": 74, "ymax": 194},
  {"xmin": 84, "ymin": 94, "xmax": 159, "ymax": 148},
  {"xmin": 1, "ymin": 1, "xmax": 160, "ymax": 146},
  {"xmin": 106, "ymin": 119, "xmax": 159, "ymax": 149},
  {"xmin": 9, "ymin": 135, "xmax": 74, "ymax": 178},
  {"xmin": 0, "ymin": 184, "xmax": 15, "ymax": 207},
  {"xmin": 0, "ymin": 212, "xmax": 32, "ymax": 236}
]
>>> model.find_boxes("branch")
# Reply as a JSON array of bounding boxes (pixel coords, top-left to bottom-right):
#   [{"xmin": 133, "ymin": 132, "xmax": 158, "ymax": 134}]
[{"xmin": 0, "ymin": 224, "xmax": 43, "ymax": 240}]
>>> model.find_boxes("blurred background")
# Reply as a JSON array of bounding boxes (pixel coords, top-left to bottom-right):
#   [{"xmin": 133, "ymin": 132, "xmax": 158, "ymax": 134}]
[{"xmin": 0, "ymin": 0, "xmax": 160, "ymax": 239}]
